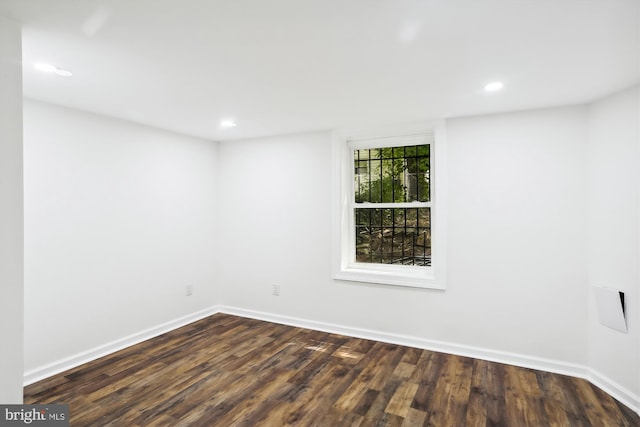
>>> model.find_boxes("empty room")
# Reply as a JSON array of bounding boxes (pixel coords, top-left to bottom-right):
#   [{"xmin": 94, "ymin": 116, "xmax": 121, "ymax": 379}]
[{"xmin": 1, "ymin": 0, "xmax": 639, "ymax": 425}]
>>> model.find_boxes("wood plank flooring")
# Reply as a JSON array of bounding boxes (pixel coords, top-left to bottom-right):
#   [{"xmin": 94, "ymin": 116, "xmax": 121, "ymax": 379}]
[{"xmin": 24, "ymin": 313, "xmax": 639, "ymax": 426}]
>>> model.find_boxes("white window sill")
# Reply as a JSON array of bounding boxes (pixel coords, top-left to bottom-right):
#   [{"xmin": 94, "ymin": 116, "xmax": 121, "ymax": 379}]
[{"xmin": 334, "ymin": 264, "xmax": 445, "ymax": 289}]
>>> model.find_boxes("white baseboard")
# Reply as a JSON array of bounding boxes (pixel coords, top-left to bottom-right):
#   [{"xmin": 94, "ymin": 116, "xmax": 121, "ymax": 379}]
[
  {"xmin": 23, "ymin": 304, "xmax": 640, "ymax": 415},
  {"xmin": 218, "ymin": 305, "xmax": 640, "ymax": 415},
  {"xmin": 586, "ymin": 368, "xmax": 640, "ymax": 416},
  {"xmin": 23, "ymin": 306, "xmax": 219, "ymax": 386}
]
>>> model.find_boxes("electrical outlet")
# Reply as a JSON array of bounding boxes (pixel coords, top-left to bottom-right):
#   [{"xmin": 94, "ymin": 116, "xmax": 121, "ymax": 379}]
[
  {"xmin": 186, "ymin": 285, "xmax": 193, "ymax": 296},
  {"xmin": 272, "ymin": 285, "xmax": 280, "ymax": 296}
]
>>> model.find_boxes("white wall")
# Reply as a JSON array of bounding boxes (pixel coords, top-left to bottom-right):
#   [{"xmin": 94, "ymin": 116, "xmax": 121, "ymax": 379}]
[
  {"xmin": 23, "ymin": 100, "xmax": 218, "ymax": 372},
  {"xmin": 447, "ymin": 107, "xmax": 588, "ymax": 363},
  {"xmin": 217, "ymin": 105, "xmax": 589, "ymax": 365},
  {"xmin": 0, "ymin": 16, "xmax": 24, "ymax": 404},
  {"xmin": 587, "ymin": 85, "xmax": 640, "ymax": 398}
]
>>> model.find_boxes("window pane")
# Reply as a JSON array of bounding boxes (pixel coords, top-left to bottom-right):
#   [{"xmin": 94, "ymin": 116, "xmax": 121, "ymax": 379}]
[
  {"xmin": 355, "ymin": 208, "xmax": 431, "ymax": 266},
  {"xmin": 354, "ymin": 144, "xmax": 429, "ymax": 203},
  {"xmin": 405, "ymin": 152, "xmax": 430, "ymax": 202},
  {"xmin": 382, "ymin": 208, "xmax": 393, "ymax": 227},
  {"xmin": 381, "ymin": 159, "xmax": 394, "ymax": 202},
  {"xmin": 381, "ymin": 147, "xmax": 394, "ymax": 160}
]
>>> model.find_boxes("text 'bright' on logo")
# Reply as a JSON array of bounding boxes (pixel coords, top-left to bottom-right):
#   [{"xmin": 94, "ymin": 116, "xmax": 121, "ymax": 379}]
[{"xmin": 0, "ymin": 405, "xmax": 68, "ymax": 426}]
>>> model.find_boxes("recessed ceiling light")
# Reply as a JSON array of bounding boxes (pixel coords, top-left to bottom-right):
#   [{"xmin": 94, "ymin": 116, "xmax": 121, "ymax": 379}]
[
  {"xmin": 34, "ymin": 62, "xmax": 72, "ymax": 77},
  {"xmin": 484, "ymin": 81, "xmax": 504, "ymax": 92},
  {"xmin": 219, "ymin": 119, "xmax": 237, "ymax": 128}
]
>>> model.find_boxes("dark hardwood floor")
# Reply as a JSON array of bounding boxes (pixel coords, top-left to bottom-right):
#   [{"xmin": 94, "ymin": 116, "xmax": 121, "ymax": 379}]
[{"xmin": 24, "ymin": 313, "xmax": 639, "ymax": 426}]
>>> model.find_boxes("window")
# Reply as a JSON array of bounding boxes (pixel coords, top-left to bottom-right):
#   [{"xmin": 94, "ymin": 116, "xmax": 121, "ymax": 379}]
[{"xmin": 332, "ymin": 122, "xmax": 447, "ymax": 289}]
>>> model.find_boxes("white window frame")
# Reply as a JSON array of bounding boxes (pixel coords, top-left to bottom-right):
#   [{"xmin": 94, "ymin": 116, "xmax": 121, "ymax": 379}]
[{"xmin": 332, "ymin": 121, "xmax": 447, "ymax": 289}]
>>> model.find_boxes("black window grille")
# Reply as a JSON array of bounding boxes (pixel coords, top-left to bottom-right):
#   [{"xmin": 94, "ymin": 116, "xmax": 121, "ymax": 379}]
[{"xmin": 353, "ymin": 144, "xmax": 431, "ymax": 266}]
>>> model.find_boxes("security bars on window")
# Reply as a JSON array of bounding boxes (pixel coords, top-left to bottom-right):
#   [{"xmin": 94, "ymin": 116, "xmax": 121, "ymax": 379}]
[{"xmin": 353, "ymin": 145, "xmax": 431, "ymax": 266}]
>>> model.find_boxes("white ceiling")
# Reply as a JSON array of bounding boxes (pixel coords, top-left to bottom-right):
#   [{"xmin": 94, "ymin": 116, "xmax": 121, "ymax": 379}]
[{"xmin": 1, "ymin": 0, "xmax": 639, "ymax": 141}]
